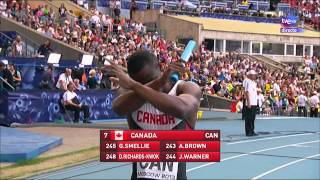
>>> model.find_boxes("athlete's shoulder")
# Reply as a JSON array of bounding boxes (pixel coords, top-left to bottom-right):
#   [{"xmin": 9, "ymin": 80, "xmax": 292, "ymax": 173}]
[{"xmin": 178, "ymin": 81, "xmax": 201, "ymax": 99}]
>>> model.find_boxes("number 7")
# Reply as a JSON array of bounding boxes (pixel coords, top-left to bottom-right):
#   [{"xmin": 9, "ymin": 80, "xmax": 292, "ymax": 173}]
[{"xmin": 104, "ymin": 132, "xmax": 108, "ymax": 138}]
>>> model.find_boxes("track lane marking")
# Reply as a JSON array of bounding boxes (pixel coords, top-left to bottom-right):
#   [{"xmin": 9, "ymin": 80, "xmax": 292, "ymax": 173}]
[
  {"xmin": 227, "ymin": 132, "xmax": 320, "ymax": 145},
  {"xmin": 187, "ymin": 140, "xmax": 320, "ymax": 173},
  {"xmin": 251, "ymin": 153, "xmax": 320, "ymax": 180}
]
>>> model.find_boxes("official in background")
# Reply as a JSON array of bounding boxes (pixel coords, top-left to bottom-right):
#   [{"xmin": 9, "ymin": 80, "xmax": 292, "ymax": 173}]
[
  {"xmin": 297, "ymin": 91, "xmax": 308, "ymax": 117},
  {"xmin": 309, "ymin": 91, "xmax": 319, "ymax": 117},
  {"xmin": 244, "ymin": 70, "xmax": 258, "ymax": 136},
  {"xmin": 63, "ymin": 83, "xmax": 91, "ymax": 123},
  {"xmin": 56, "ymin": 68, "xmax": 73, "ymax": 91},
  {"xmin": 257, "ymin": 88, "xmax": 264, "ymax": 115},
  {"xmin": 242, "ymin": 75, "xmax": 250, "ymax": 120}
]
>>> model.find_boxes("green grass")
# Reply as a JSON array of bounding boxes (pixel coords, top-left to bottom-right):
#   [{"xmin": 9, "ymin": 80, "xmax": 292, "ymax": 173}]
[{"xmin": 2, "ymin": 146, "xmax": 99, "ymax": 170}]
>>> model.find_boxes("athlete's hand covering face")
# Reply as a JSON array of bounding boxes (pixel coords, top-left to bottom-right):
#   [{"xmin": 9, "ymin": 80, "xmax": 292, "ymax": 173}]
[{"xmin": 105, "ymin": 60, "xmax": 137, "ymax": 89}]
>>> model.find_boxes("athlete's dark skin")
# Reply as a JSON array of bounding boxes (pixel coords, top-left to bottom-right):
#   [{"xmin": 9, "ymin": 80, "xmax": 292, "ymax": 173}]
[{"xmin": 107, "ymin": 59, "xmax": 201, "ymax": 129}]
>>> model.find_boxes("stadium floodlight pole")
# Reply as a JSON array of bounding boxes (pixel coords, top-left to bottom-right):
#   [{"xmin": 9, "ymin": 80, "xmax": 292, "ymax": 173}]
[{"xmin": 0, "ymin": 76, "xmax": 15, "ymax": 90}]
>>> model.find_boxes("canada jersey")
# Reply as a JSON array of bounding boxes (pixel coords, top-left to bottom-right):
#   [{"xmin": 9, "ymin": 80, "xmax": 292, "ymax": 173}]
[{"xmin": 129, "ymin": 80, "xmax": 191, "ymax": 180}]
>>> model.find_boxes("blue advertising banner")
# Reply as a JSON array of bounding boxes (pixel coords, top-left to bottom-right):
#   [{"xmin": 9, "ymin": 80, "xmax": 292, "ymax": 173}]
[
  {"xmin": 0, "ymin": 56, "xmax": 95, "ymax": 89},
  {"xmin": 98, "ymin": 0, "xmax": 110, "ymax": 7},
  {"xmin": 1, "ymin": 90, "xmax": 121, "ymax": 124}
]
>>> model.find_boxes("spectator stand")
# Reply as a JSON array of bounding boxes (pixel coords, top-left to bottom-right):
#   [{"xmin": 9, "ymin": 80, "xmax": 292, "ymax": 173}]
[{"xmin": 0, "ymin": 31, "xmax": 40, "ymax": 58}]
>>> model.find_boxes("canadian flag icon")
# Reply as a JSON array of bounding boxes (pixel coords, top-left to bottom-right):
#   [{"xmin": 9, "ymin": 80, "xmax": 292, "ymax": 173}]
[{"xmin": 114, "ymin": 130, "xmax": 123, "ymax": 140}]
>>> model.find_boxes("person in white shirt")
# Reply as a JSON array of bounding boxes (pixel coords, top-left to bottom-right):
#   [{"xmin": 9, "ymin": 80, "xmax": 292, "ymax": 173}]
[
  {"xmin": 297, "ymin": 91, "xmax": 308, "ymax": 117},
  {"xmin": 257, "ymin": 88, "xmax": 264, "ymax": 115},
  {"xmin": 77, "ymin": 0, "xmax": 84, "ymax": 7},
  {"xmin": 242, "ymin": 74, "xmax": 250, "ymax": 120},
  {"xmin": 56, "ymin": 68, "xmax": 73, "ymax": 91},
  {"xmin": 309, "ymin": 91, "xmax": 319, "ymax": 117},
  {"xmin": 63, "ymin": 83, "xmax": 91, "ymax": 123},
  {"xmin": 90, "ymin": 11, "xmax": 100, "ymax": 28},
  {"xmin": 244, "ymin": 70, "xmax": 258, "ymax": 136},
  {"xmin": 0, "ymin": 0, "xmax": 7, "ymax": 14},
  {"xmin": 273, "ymin": 80, "xmax": 281, "ymax": 95}
]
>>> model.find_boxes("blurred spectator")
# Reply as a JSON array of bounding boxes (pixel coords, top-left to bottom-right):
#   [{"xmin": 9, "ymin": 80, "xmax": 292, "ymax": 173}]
[
  {"xmin": 257, "ymin": 88, "xmax": 265, "ymax": 114},
  {"xmin": 130, "ymin": 0, "xmax": 138, "ymax": 19},
  {"xmin": 87, "ymin": 69, "xmax": 98, "ymax": 89},
  {"xmin": 297, "ymin": 91, "xmax": 308, "ymax": 117},
  {"xmin": 309, "ymin": 91, "xmax": 319, "ymax": 117},
  {"xmin": 114, "ymin": 5, "xmax": 121, "ymax": 19},
  {"xmin": 242, "ymin": 0, "xmax": 249, "ymax": 5},
  {"xmin": 7, "ymin": 64, "xmax": 21, "ymax": 89},
  {"xmin": 0, "ymin": 61, "xmax": 14, "ymax": 90},
  {"xmin": 37, "ymin": 40, "xmax": 53, "ymax": 57},
  {"xmin": 0, "ymin": 0, "xmax": 7, "ymax": 16},
  {"xmin": 58, "ymin": 3, "xmax": 67, "ymax": 20},
  {"xmin": 63, "ymin": 82, "xmax": 91, "ymax": 123},
  {"xmin": 73, "ymin": 78, "xmax": 86, "ymax": 91},
  {"xmin": 40, "ymin": 66, "xmax": 54, "ymax": 89},
  {"xmin": 56, "ymin": 68, "xmax": 73, "ymax": 91},
  {"xmin": 11, "ymin": 35, "xmax": 24, "ymax": 57}
]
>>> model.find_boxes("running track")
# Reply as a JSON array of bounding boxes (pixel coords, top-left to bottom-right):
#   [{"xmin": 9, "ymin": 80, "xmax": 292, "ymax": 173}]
[{"xmin": 29, "ymin": 116, "xmax": 320, "ymax": 179}]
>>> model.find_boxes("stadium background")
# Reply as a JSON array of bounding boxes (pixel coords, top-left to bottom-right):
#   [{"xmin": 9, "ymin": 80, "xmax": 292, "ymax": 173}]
[{"xmin": 0, "ymin": 0, "xmax": 319, "ymax": 179}]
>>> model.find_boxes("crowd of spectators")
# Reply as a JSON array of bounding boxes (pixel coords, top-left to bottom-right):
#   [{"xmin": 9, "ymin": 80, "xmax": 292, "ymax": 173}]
[
  {"xmin": 283, "ymin": 0, "xmax": 320, "ymax": 31},
  {"xmin": 1, "ymin": 0, "xmax": 319, "ymax": 117}
]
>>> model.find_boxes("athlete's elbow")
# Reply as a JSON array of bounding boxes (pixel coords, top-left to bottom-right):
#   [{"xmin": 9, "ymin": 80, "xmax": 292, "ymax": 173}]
[
  {"xmin": 112, "ymin": 102, "xmax": 127, "ymax": 116},
  {"xmin": 174, "ymin": 106, "xmax": 189, "ymax": 120}
]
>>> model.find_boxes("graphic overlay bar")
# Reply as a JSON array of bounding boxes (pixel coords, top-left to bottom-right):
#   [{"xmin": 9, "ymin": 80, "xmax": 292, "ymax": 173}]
[
  {"xmin": 100, "ymin": 141, "xmax": 160, "ymax": 152},
  {"xmin": 100, "ymin": 130, "xmax": 221, "ymax": 162},
  {"xmin": 100, "ymin": 152, "xmax": 220, "ymax": 162},
  {"xmin": 100, "ymin": 130, "xmax": 220, "ymax": 141}
]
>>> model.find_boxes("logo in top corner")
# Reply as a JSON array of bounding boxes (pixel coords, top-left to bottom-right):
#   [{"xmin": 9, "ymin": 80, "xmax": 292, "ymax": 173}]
[
  {"xmin": 281, "ymin": 15, "xmax": 298, "ymax": 27},
  {"xmin": 280, "ymin": 15, "xmax": 303, "ymax": 33}
]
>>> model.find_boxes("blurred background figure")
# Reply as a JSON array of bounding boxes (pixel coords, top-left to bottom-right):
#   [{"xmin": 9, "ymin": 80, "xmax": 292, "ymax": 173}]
[
  {"xmin": 73, "ymin": 78, "xmax": 86, "ymax": 91},
  {"xmin": 87, "ymin": 69, "xmax": 98, "ymax": 89},
  {"xmin": 7, "ymin": 64, "xmax": 21, "ymax": 89},
  {"xmin": 40, "ymin": 66, "xmax": 54, "ymax": 90},
  {"xmin": 309, "ymin": 91, "xmax": 319, "ymax": 117},
  {"xmin": 11, "ymin": 35, "xmax": 24, "ymax": 57},
  {"xmin": 37, "ymin": 40, "xmax": 52, "ymax": 57},
  {"xmin": 56, "ymin": 68, "xmax": 73, "ymax": 91}
]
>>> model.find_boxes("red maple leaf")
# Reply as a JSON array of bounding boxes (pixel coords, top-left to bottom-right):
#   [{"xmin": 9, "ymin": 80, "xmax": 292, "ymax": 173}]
[{"xmin": 116, "ymin": 133, "xmax": 122, "ymax": 138}]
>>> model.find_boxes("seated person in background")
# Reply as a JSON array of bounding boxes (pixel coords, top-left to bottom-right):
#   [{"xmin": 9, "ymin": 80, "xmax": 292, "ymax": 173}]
[
  {"xmin": 8, "ymin": 64, "xmax": 21, "ymax": 89},
  {"xmin": 37, "ymin": 40, "xmax": 52, "ymax": 57},
  {"xmin": 0, "ymin": 61, "xmax": 14, "ymax": 90},
  {"xmin": 87, "ymin": 69, "xmax": 98, "ymax": 89},
  {"xmin": 74, "ymin": 78, "xmax": 86, "ymax": 91},
  {"xmin": 63, "ymin": 82, "xmax": 91, "ymax": 123},
  {"xmin": 40, "ymin": 66, "xmax": 55, "ymax": 89},
  {"xmin": 56, "ymin": 68, "xmax": 73, "ymax": 91}
]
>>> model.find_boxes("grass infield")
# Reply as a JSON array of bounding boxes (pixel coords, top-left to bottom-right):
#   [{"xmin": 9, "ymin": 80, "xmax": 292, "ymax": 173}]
[{"xmin": 0, "ymin": 146, "xmax": 99, "ymax": 179}]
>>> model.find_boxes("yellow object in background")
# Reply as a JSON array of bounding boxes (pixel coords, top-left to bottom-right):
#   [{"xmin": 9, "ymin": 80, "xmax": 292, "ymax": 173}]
[{"xmin": 197, "ymin": 111, "xmax": 203, "ymax": 119}]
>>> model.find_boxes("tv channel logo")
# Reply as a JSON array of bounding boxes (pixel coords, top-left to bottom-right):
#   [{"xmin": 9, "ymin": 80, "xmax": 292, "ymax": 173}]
[
  {"xmin": 281, "ymin": 16, "xmax": 298, "ymax": 27},
  {"xmin": 280, "ymin": 15, "xmax": 303, "ymax": 33}
]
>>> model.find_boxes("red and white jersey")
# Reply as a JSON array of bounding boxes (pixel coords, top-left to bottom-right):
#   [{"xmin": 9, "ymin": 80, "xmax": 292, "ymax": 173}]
[
  {"xmin": 129, "ymin": 80, "xmax": 190, "ymax": 180},
  {"xmin": 130, "ymin": 80, "xmax": 184, "ymax": 130}
]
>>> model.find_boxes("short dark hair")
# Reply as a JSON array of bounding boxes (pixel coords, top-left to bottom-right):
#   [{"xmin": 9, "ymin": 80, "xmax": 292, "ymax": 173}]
[
  {"xmin": 0, "ymin": 61, "xmax": 4, "ymax": 68},
  {"xmin": 67, "ymin": 82, "xmax": 73, "ymax": 88},
  {"xmin": 127, "ymin": 50, "xmax": 158, "ymax": 76}
]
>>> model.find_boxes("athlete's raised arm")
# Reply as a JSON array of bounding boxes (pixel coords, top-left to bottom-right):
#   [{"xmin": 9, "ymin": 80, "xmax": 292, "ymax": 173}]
[
  {"xmin": 106, "ymin": 59, "xmax": 201, "ymax": 128},
  {"xmin": 112, "ymin": 79, "xmax": 162, "ymax": 115}
]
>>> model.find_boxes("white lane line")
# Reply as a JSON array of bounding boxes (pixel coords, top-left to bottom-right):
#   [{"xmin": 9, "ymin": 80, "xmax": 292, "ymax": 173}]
[
  {"xmin": 256, "ymin": 117, "xmax": 311, "ymax": 120},
  {"xmin": 227, "ymin": 132, "xmax": 320, "ymax": 145},
  {"xmin": 32, "ymin": 161, "xmax": 102, "ymax": 180},
  {"xmin": 251, "ymin": 153, "xmax": 320, "ymax": 180},
  {"xmin": 186, "ymin": 140, "xmax": 320, "ymax": 173}
]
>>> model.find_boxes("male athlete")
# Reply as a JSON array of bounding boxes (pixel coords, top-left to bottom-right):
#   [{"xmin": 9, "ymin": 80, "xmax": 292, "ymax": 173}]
[{"xmin": 107, "ymin": 50, "xmax": 201, "ymax": 180}]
